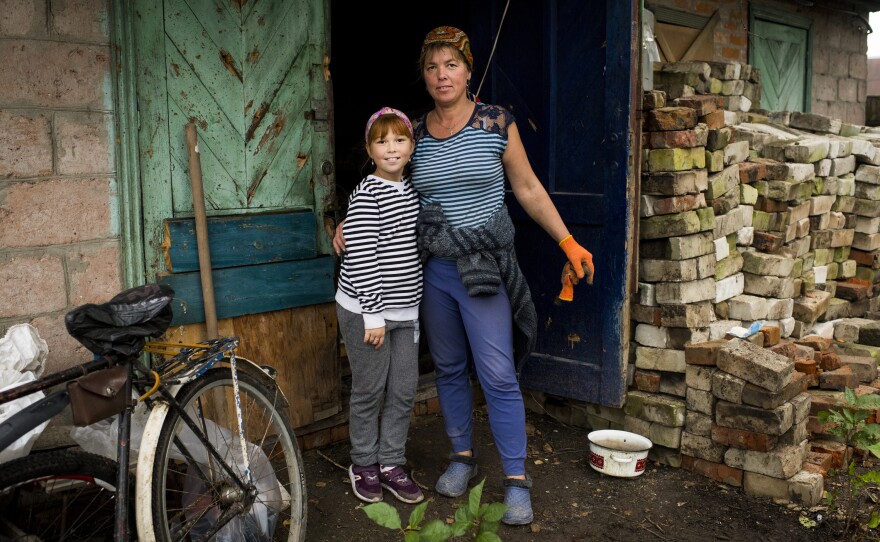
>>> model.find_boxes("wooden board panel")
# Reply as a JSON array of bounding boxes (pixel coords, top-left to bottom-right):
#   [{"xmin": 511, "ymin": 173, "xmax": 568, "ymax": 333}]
[
  {"xmin": 159, "ymin": 256, "xmax": 335, "ymax": 325},
  {"xmin": 163, "ymin": 211, "xmax": 317, "ymax": 273},
  {"xmin": 160, "ymin": 303, "xmax": 339, "ymax": 428},
  {"xmin": 235, "ymin": 305, "xmax": 339, "ymax": 428}
]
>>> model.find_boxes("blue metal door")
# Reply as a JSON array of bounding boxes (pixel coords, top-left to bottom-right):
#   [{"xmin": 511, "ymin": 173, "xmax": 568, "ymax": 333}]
[{"xmin": 473, "ymin": 0, "xmax": 637, "ymax": 406}]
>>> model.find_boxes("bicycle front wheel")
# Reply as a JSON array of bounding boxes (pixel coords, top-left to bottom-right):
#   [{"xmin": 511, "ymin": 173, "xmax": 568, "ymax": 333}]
[
  {"xmin": 150, "ymin": 368, "xmax": 306, "ymax": 542},
  {"xmin": 0, "ymin": 449, "xmax": 122, "ymax": 541}
]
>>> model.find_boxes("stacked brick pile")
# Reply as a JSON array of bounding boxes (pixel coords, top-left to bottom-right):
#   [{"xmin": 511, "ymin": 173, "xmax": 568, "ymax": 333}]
[
  {"xmin": 653, "ymin": 61, "xmax": 760, "ymax": 115},
  {"xmin": 629, "ymin": 60, "xmax": 880, "ymax": 504},
  {"xmin": 630, "ymin": 91, "xmax": 714, "ymax": 463},
  {"xmin": 682, "ymin": 336, "xmax": 822, "ymax": 505}
]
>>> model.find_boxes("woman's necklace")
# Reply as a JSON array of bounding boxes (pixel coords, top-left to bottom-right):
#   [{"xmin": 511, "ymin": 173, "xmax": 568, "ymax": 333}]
[{"xmin": 433, "ymin": 107, "xmax": 470, "ymax": 136}]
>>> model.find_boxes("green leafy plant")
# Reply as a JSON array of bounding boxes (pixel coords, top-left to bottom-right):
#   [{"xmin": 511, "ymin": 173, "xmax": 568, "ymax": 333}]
[
  {"xmin": 817, "ymin": 387, "xmax": 880, "ymax": 535},
  {"xmin": 361, "ymin": 478, "xmax": 507, "ymax": 541}
]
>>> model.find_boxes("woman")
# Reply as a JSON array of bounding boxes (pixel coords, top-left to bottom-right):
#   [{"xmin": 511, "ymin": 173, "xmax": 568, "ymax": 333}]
[{"xmin": 335, "ymin": 26, "xmax": 594, "ymax": 525}]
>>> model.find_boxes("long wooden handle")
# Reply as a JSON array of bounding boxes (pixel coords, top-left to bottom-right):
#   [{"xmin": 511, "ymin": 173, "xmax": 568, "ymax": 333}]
[{"xmin": 185, "ymin": 122, "xmax": 218, "ymax": 339}]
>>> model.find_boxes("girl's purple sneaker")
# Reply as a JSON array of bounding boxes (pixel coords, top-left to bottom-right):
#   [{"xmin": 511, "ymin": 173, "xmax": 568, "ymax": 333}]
[
  {"xmin": 379, "ymin": 465, "xmax": 424, "ymax": 504},
  {"xmin": 349, "ymin": 464, "xmax": 382, "ymax": 503}
]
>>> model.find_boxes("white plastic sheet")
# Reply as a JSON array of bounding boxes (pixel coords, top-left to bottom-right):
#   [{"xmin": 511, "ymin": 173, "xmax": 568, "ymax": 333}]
[{"xmin": 0, "ymin": 324, "xmax": 50, "ymax": 464}]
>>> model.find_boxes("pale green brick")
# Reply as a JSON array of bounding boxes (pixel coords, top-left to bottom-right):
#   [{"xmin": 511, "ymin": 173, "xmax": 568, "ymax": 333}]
[
  {"xmin": 814, "ymin": 248, "xmax": 831, "ymax": 266},
  {"xmin": 753, "ymin": 210, "xmax": 772, "ymax": 231},
  {"xmin": 696, "ymin": 207, "xmax": 716, "ymax": 231},
  {"xmin": 691, "ymin": 147, "xmax": 706, "ymax": 169},
  {"xmin": 641, "ymin": 212, "xmax": 703, "ymax": 239},
  {"xmin": 706, "ymin": 150, "xmax": 724, "ymax": 172},
  {"xmin": 826, "ymin": 262, "xmax": 839, "ymax": 280},
  {"xmin": 727, "ymin": 233, "xmax": 737, "ymax": 254},
  {"xmin": 741, "ymin": 184, "xmax": 759, "ymax": 205},
  {"xmin": 833, "ymin": 246, "xmax": 851, "ymax": 263},
  {"xmin": 648, "ymin": 148, "xmax": 694, "ymax": 172},
  {"xmin": 624, "ymin": 390, "xmax": 686, "ymax": 427},
  {"xmin": 754, "ymin": 180, "xmax": 768, "ymax": 197}
]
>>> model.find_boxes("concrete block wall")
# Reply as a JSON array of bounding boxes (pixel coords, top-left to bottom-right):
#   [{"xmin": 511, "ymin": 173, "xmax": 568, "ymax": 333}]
[
  {"xmin": 648, "ymin": 0, "xmax": 871, "ymax": 125},
  {"xmin": 0, "ymin": 0, "xmax": 120, "ymax": 372}
]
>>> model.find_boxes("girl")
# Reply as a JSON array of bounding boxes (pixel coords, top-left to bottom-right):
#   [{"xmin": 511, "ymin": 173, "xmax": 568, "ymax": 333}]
[{"xmin": 335, "ymin": 107, "xmax": 424, "ymax": 504}]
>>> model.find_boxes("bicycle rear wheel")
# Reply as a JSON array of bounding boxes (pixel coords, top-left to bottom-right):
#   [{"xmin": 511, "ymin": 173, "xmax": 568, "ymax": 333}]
[
  {"xmin": 0, "ymin": 449, "xmax": 121, "ymax": 541},
  {"xmin": 150, "ymin": 368, "xmax": 306, "ymax": 541}
]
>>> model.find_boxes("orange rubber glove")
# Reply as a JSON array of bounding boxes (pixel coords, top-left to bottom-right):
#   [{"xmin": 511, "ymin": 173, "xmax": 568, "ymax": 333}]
[
  {"xmin": 557, "ymin": 262, "xmax": 578, "ymax": 302},
  {"xmin": 559, "ymin": 235, "xmax": 594, "ymax": 284}
]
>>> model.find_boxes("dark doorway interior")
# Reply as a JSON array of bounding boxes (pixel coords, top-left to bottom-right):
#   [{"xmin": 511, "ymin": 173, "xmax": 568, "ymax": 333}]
[{"xmin": 329, "ymin": 3, "xmax": 474, "ymax": 204}]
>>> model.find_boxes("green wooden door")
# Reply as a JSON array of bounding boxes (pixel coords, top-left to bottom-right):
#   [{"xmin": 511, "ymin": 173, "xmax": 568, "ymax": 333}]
[
  {"xmin": 750, "ymin": 17, "xmax": 809, "ymax": 112},
  {"xmin": 133, "ymin": 0, "xmax": 334, "ymax": 281}
]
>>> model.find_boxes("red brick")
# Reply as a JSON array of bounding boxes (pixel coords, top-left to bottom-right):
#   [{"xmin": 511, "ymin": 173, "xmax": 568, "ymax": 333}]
[
  {"xmin": 807, "ymin": 415, "xmax": 840, "ymax": 437},
  {"xmin": 804, "ymin": 451, "xmax": 833, "ymax": 476},
  {"xmin": 644, "ymin": 107, "xmax": 698, "ymax": 131},
  {"xmin": 759, "ymin": 326, "xmax": 781, "ymax": 347},
  {"xmin": 820, "ymin": 366, "xmax": 859, "ymax": 391},
  {"xmin": 738, "ymin": 162, "xmax": 766, "ymax": 184},
  {"xmin": 851, "ymin": 249, "xmax": 880, "ymax": 269},
  {"xmin": 752, "ymin": 231, "xmax": 785, "ymax": 253},
  {"xmin": 814, "ymin": 351, "xmax": 841, "ymax": 372},
  {"xmin": 685, "ymin": 340, "xmax": 728, "ymax": 366},
  {"xmin": 699, "ymin": 109, "xmax": 725, "ymax": 130},
  {"xmin": 836, "ymin": 280, "xmax": 871, "ymax": 302},
  {"xmin": 651, "ymin": 194, "xmax": 707, "ymax": 215},
  {"xmin": 771, "ymin": 341, "xmax": 800, "ymax": 360},
  {"xmin": 633, "ymin": 369, "xmax": 661, "ymax": 393},
  {"xmin": 795, "ymin": 359, "xmax": 819, "ymax": 376},
  {"xmin": 646, "ymin": 130, "xmax": 699, "ymax": 149},
  {"xmin": 796, "ymin": 337, "xmax": 832, "ymax": 352},
  {"xmin": 425, "ymin": 397, "xmax": 441, "ymax": 414},
  {"xmin": 673, "ymin": 95, "xmax": 718, "ymax": 116},
  {"xmin": 809, "ymin": 391, "xmax": 844, "ymax": 416},
  {"xmin": 802, "ymin": 462, "xmax": 827, "ymax": 477},
  {"xmin": 811, "ymin": 440, "xmax": 850, "ymax": 469},
  {"xmin": 681, "ymin": 454, "xmax": 744, "ymax": 487},
  {"xmin": 711, "ymin": 423, "xmax": 778, "ymax": 452}
]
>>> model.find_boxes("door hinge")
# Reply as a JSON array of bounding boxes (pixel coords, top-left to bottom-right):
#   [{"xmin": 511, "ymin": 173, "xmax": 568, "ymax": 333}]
[{"xmin": 305, "ymin": 100, "xmax": 329, "ymax": 132}]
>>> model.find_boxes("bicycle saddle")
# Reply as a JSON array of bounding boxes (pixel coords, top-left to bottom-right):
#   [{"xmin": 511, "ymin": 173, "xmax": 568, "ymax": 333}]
[{"xmin": 64, "ymin": 283, "xmax": 175, "ymax": 362}]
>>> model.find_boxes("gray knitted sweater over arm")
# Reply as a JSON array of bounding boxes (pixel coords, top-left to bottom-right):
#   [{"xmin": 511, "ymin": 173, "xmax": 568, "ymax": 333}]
[{"xmin": 417, "ymin": 204, "xmax": 537, "ymax": 374}]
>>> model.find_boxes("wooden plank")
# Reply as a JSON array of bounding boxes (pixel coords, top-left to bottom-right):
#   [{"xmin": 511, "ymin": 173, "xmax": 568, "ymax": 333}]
[
  {"xmin": 680, "ymin": 10, "xmax": 719, "ymax": 62},
  {"xmin": 653, "ymin": 24, "xmax": 678, "ymax": 63},
  {"xmin": 159, "ymin": 256, "xmax": 334, "ymax": 325},
  {"xmin": 161, "ymin": 304, "xmax": 340, "ymax": 428},
  {"xmin": 133, "ymin": 0, "xmax": 174, "ymax": 279},
  {"xmin": 163, "ymin": 211, "xmax": 317, "ymax": 272},
  {"xmin": 235, "ymin": 305, "xmax": 339, "ymax": 428}
]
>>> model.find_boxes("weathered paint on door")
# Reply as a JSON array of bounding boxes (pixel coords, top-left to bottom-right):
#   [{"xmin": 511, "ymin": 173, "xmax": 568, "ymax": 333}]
[
  {"xmin": 132, "ymin": 0, "xmax": 334, "ymax": 278},
  {"xmin": 471, "ymin": 0, "xmax": 637, "ymax": 406},
  {"xmin": 750, "ymin": 14, "xmax": 810, "ymax": 112}
]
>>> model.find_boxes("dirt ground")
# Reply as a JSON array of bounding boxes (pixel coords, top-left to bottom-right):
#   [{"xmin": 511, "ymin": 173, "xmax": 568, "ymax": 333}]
[{"xmin": 302, "ymin": 409, "xmax": 841, "ymax": 542}]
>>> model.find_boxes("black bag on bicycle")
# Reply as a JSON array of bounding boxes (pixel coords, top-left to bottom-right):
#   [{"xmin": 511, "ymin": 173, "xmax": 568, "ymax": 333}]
[
  {"xmin": 65, "ymin": 284, "xmax": 175, "ymax": 363},
  {"xmin": 67, "ymin": 365, "xmax": 129, "ymax": 426}
]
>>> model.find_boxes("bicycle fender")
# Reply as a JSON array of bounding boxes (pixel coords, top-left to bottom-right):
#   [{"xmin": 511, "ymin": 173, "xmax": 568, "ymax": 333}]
[
  {"xmin": 0, "ymin": 390, "xmax": 70, "ymax": 452},
  {"xmin": 223, "ymin": 356, "xmax": 290, "ymax": 409},
  {"xmin": 135, "ymin": 401, "xmax": 168, "ymax": 542}
]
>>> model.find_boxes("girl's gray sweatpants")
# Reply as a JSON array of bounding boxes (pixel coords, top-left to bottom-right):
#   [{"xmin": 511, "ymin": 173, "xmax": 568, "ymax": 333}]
[{"xmin": 337, "ymin": 305, "xmax": 419, "ymax": 467}]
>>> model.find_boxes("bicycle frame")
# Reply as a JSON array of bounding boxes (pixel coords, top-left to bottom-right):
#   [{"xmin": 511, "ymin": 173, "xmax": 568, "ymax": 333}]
[
  {"xmin": 0, "ymin": 335, "xmax": 291, "ymax": 542},
  {"xmin": 0, "ymin": 354, "xmax": 136, "ymax": 539}
]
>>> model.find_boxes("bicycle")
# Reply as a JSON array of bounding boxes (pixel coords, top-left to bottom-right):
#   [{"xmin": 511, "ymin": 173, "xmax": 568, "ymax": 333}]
[{"xmin": 0, "ymin": 284, "xmax": 307, "ymax": 541}]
